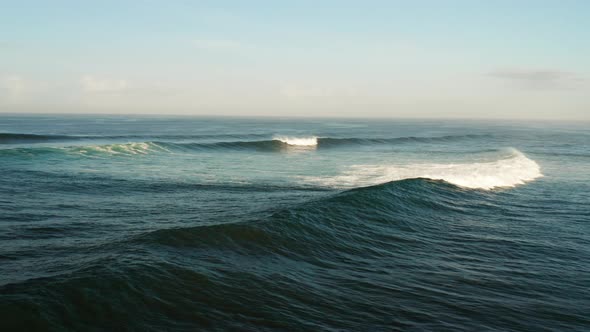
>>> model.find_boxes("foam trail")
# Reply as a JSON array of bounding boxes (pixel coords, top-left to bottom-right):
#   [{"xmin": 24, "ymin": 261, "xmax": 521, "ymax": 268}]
[
  {"xmin": 74, "ymin": 142, "xmax": 169, "ymax": 156},
  {"xmin": 273, "ymin": 136, "xmax": 318, "ymax": 146},
  {"xmin": 305, "ymin": 149, "xmax": 542, "ymax": 190}
]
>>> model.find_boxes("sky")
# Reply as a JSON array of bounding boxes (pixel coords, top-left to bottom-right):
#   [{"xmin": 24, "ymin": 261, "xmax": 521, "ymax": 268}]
[{"xmin": 1, "ymin": 0, "xmax": 589, "ymax": 119}]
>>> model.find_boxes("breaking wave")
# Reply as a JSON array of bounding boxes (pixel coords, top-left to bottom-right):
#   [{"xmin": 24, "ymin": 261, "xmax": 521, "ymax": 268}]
[
  {"xmin": 0, "ymin": 132, "xmax": 268, "ymax": 144},
  {"xmin": 0, "ymin": 142, "xmax": 170, "ymax": 157},
  {"xmin": 304, "ymin": 148, "xmax": 542, "ymax": 190},
  {"xmin": 272, "ymin": 136, "xmax": 318, "ymax": 146},
  {"xmin": 71, "ymin": 142, "xmax": 171, "ymax": 156},
  {"xmin": 0, "ymin": 133, "xmax": 492, "ymax": 156}
]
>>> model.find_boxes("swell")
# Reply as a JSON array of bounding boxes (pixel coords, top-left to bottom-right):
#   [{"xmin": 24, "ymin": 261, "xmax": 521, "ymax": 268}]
[
  {"xmin": 1, "ymin": 176, "xmax": 495, "ymax": 266},
  {"xmin": 1, "ymin": 140, "xmax": 542, "ymax": 191},
  {"xmin": 0, "ymin": 169, "xmax": 330, "ymax": 195},
  {"xmin": 0, "ymin": 132, "xmax": 268, "ymax": 144},
  {"xmin": 0, "ymin": 133, "xmax": 74, "ymax": 144},
  {"xmin": 132, "ymin": 178, "xmax": 489, "ymax": 251},
  {"xmin": 0, "ymin": 142, "xmax": 170, "ymax": 157},
  {"xmin": 1, "ymin": 179, "xmax": 462, "ymax": 284},
  {"xmin": 0, "ymin": 141, "xmax": 284, "ymax": 156},
  {"xmin": 529, "ymin": 151, "xmax": 590, "ymax": 159},
  {"xmin": 318, "ymin": 134, "xmax": 491, "ymax": 147},
  {"xmin": 2, "ymin": 177, "xmax": 587, "ymax": 331},
  {"xmin": 0, "ymin": 133, "xmax": 490, "ymax": 155}
]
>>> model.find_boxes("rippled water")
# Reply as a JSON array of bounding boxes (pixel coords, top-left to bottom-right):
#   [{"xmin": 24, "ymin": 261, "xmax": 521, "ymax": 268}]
[{"xmin": 1, "ymin": 115, "xmax": 589, "ymax": 331}]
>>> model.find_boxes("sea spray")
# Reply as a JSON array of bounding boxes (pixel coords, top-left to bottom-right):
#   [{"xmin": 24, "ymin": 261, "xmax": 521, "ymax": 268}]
[{"xmin": 304, "ymin": 149, "xmax": 542, "ymax": 190}]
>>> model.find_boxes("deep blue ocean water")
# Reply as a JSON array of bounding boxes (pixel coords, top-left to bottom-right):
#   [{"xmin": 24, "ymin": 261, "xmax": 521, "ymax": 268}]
[{"xmin": 1, "ymin": 114, "xmax": 589, "ymax": 331}]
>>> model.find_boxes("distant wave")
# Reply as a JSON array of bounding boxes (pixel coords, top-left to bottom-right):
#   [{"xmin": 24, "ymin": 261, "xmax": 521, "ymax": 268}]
[
  {"xmin": 0, "ymin": 133, "xmax": 491, "ymax": 156},
  {"xmin": 271, "ymin": 134, "xmax": 489, "ymax": 147},
  {"xmin": 529, "ymin": 151, "xmax": 590, "ymax": 159},
  {"xmin": 317, "ymin": 134, "xmax": 490, "ymax": 147},
  {"xmin": 1, "ymin": 131, "xmax": 488, "ymax": 145},
  {"xmin": 0, "ymin": 132, "xmax": 269, "ymax": 144},
  {"xmin": 1, "ymin": 142, "xmax": 542, "ymax": 190},
  {"xmin": 0, "ymin": 133, "xmax": 73, "ymax": 144},
  {"xmin": 304, "ymin": 148, "xmax": 542, "ymax": 190},
  {"xmin": 273, "ymin": 136, "xmax": 318, "ymax": 146},
  {"xmin": 1, "ymin": 168, "xmax": 331, "ymax": 195},
  {"xmin": 0, "ymin": 142, "xmax": 170, "ymax": 157},
  {"xmin": 72, "ymin": 142, "xmax": 171, "ymax": 156}
]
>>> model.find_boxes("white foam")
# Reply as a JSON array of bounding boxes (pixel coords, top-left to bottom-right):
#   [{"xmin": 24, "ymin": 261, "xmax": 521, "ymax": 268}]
[
  {"xmin": 273, "ymin": 136, "xmax": 318, "ymax": 146},
  {"xmin": 74, "ymin": 142, "xmax": 169, "ymax": 156},
  {"xmin": 305, "ymin": 149, "xmax": 542, "ymax": 190}
]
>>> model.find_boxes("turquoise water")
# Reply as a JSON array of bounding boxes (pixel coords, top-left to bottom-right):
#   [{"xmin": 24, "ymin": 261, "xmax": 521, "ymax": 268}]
[{"xmin": 1, "ymin": 115, "xmax": 589, "ymax": 331}]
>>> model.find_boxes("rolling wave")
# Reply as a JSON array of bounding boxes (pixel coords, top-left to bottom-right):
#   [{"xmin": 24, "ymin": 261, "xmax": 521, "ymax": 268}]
[
  {"xmin": 0, "ymin": 142, "xmax": 170, "ymax": 157},
  {"xmin": 0, "ymin": 133, "xmax": 73, "ymax": 144},
  {"xmin": 74, "ymin": 142, "xmax": 172, "ymax": 156},
  {"xmin": 1, "ymin": 132, "xmax": 488, "ymax": 144},
  {"xmin": 123, "ymin": 175, "xmax": 519, "ymax": 254},
  {"xmin": 273, "ymin": 136, "xmax": 318, "ymax": 146},
  {"xmin": 0, "ymin": 132, "xmax": 268, "ymax": 144},
  {"xmin": 0, "ymin": 140, "xmax": 543, "ymax": 190},
  {"xmin": 174, "ymin": 134, "xmax": 490, "ymax": 150},
  {"xmin": 304, "ymin": 148, "xmax": 542, "ymax": 190},
  {"xmin": 133, "ymin": 178, "xmax": 485, "ymax": 250},
  {"xmin": 318, "ymin": 134, "xmax": 490, "ymax": 147},
  {"xmin": 0, "ymin": 140, "xmax": 283, "ymax": 157},
  {"xmin": 0, "ymin": 134, "xmax": 542, "ymax": 191},
  {"xmin": 0, "ymin": 133, "xmax": 490, "ymax": 155}
]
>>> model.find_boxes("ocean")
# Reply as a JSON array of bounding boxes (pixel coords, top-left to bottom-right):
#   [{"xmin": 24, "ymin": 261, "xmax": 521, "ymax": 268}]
[{"xmin": 1, "ymin": 114, "xmax": 589, "ymax": 331}]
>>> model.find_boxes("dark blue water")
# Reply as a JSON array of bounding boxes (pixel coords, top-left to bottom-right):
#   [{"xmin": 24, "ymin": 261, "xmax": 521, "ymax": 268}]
[{"xmin": 1, "ymin": 115, "xmax": 589, "ymax": 331}]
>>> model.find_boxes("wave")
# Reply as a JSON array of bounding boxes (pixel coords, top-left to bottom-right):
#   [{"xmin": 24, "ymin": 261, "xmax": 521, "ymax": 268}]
[
  {"xmin": 0, "ymin": 133, "xmax": 73, "ymax": 144},
  {"xmin": 273, "ymin": 136, "xmax": 318, "ymax": 146},
  {"xmin": 1, "ymin": 132, "xmax": 487, "ymax": 148},
  {"xmin": 268, "ymin": 134, "xmax": 489, "ymax": 148},
  {"xmin": 0, "ymin": 140, "xmax": 290, "ymax": 157},
  {"xmin": 173, "ymin": 134, "xmax": 489, "ymax": 151},
  {"xmin": 1, "ymin": 168, "xmax": 331, "ymax": 194},
  {"xmin": 0, "ymin": 136, "xmax": 478, "ymax": 156},
  {"xmin": 0, "ymin": 132, "xmax": 269, "ymax": 144},
  {"xmin": 317, "ymin": 134, "xmax": 490, "ymax": 147},
  {"xmin": 267, "ymin": 135, "xmax": 480, "ymax": 147},
  {"xmin": 304, "ymin": 149, "xmax": 542, "ymax": 190},
  {"xmin": 132, "ymin": 178, "xmax": 487, "ymax": 251},
  {"xmin": 72, "ymin": 142, "xmax": 171, "ymax": 156},
  {"xmin": 1, "ymin": 134, "xmax": 491, "ymax": 157},
  {"xmin": 1, "ymin": 138, "xmax": 542, "ymax": 191},
  {"xmin": 0, "ymin": 174, "xmax": 580, "ymax": 331},
  {"xmin": 0, "ymin": 142, "xmax": 170, "ymax": 157},
  {"xmin": 529, "ymin": 151, "xmax": 590, "ymax": 159}
]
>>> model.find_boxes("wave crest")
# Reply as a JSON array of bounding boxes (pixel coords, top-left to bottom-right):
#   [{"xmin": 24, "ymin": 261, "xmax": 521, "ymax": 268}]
[
  {"xmin": 273, "ymin": 136, "xmax": 318, "ymax": 146},
  {"xmin": 304, "ymin": 149, "xmax": 542, "ymax": 190},
  {"xmin": 0, "ymin": 142, "xmax": 170, "ymax": 157},
  {"xmin": 73, "ymin": 142, "xmax": 169, "ymax": 156},
  {"xmin": 0, "ymin": 133, "xmax": 73, "ymax": 144}
]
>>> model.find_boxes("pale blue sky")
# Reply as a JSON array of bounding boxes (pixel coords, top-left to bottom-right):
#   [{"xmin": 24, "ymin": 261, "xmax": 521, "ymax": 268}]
[{"xmin": 1, "ymin": 0, "xmax": 588, "ymax": 119}]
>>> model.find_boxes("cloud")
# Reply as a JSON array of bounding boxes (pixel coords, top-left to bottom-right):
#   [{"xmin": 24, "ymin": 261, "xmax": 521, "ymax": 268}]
[
  {"xmin": 488, "ymin": 68, "xmax": 584, "ymax": 90},
  {"xmin": 80, "ymin": 76, "xmax": 129, "ymax": 93}
]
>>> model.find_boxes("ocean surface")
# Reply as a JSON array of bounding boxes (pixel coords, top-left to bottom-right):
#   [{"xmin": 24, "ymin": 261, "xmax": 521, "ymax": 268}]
[{"xmin": 1, "ymin": 114, "xmax": 589, "ymax": 331}]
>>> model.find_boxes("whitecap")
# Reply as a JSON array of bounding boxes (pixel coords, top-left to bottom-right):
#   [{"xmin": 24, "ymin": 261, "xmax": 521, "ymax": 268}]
[
  {"xmin": 273, "ymin": 136, "xmax": 318, "ymax": 146},
  {"xmin": 305, "ymin": 148, "xmax": 543, "ymax": 190}
]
